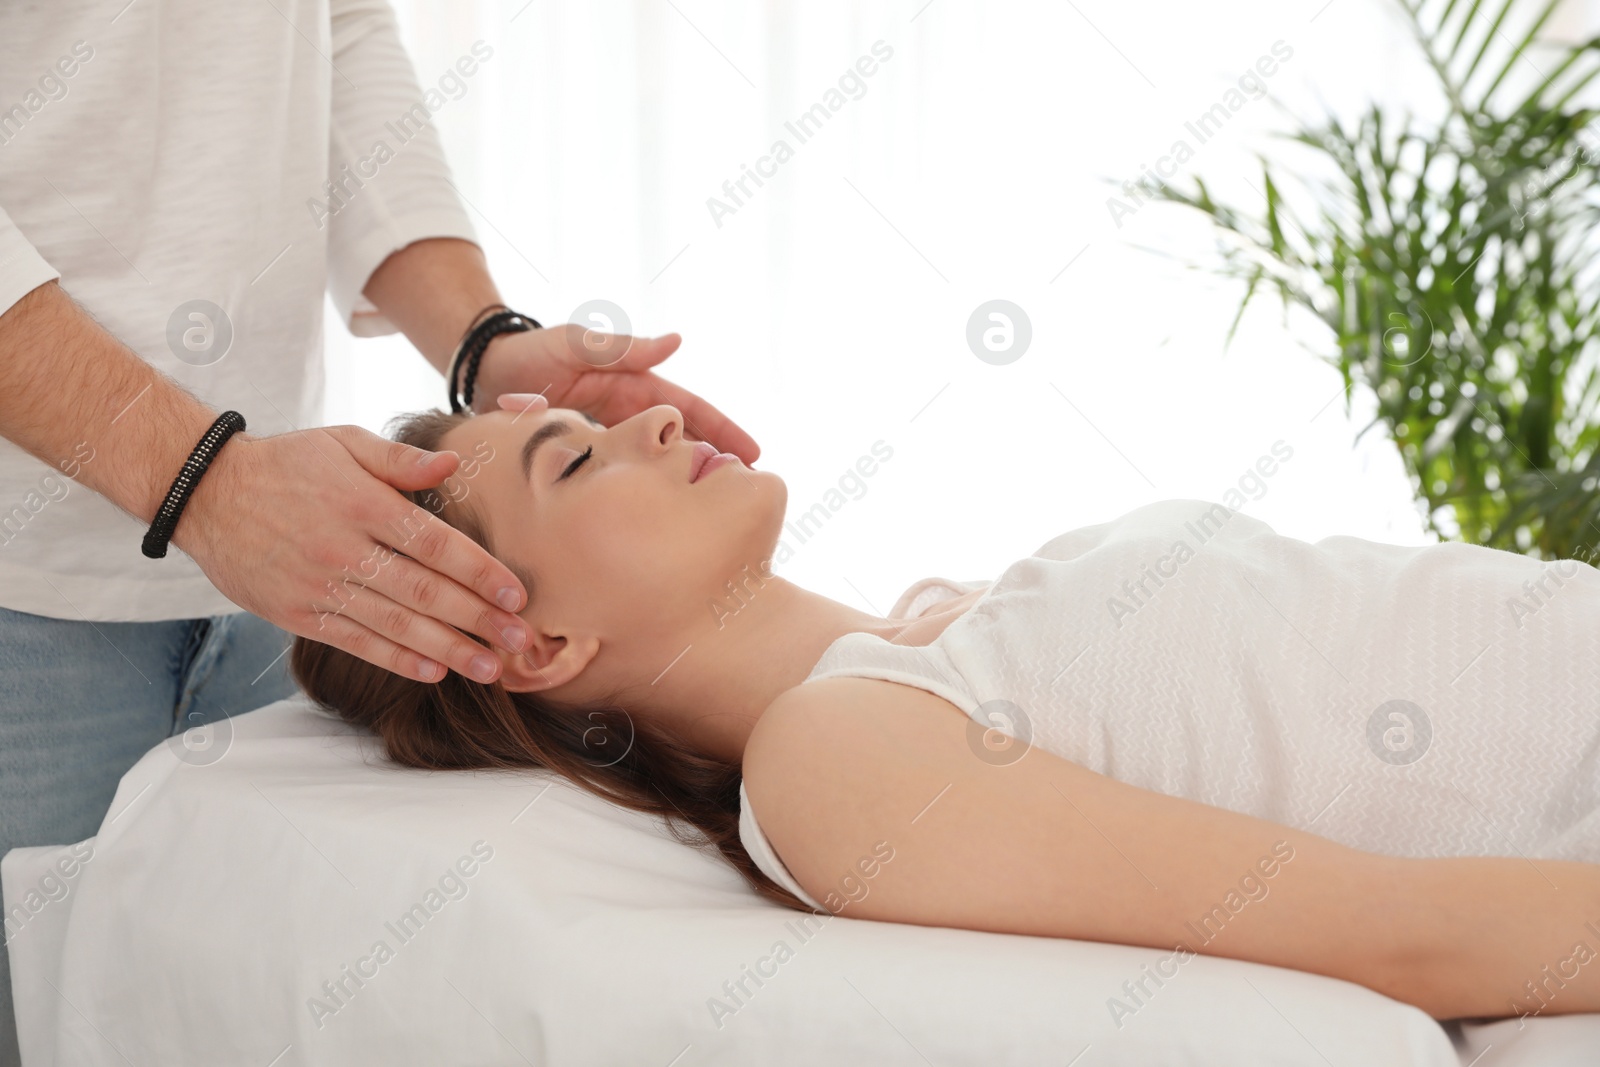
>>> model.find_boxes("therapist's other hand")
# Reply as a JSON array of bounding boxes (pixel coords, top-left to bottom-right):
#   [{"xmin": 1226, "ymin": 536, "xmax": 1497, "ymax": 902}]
[
  {"xmin": 469, "ymin": 324, "xmax": 760, "ymax": 465},
  {"xmin": 173, "ymin": 427, "xmax": 529, "ymax": 685}
]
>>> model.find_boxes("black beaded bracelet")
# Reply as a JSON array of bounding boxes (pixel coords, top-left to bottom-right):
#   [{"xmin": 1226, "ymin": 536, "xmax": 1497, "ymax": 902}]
[
  {"xmin": 443, "ymin": 302, "xmax": 507, "ymax": 396},
  {"xmin": 141, "ymin": 410, "xmax": 247, "ymax": 559},
  {"xmin": 448, "ymin": 307, "xmax": 541, "ymax": 414}
]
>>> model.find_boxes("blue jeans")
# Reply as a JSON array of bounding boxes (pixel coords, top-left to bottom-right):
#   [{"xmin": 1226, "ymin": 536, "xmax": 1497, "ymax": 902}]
[{"xmin": 0, "ymin": 604, "xmax": 299, "ymax": 1067}]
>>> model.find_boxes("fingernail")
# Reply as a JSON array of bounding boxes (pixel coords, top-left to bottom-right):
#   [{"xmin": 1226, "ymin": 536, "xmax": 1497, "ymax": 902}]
[
  {"xmin": 416, "ymin": 451, "xmax": 437, "ymax": 465},
  {"xmin": 498, "ymin": 392, "xmax": 547, "ymax": 406},
  {"xmin": 496, "ymin": 586, "xmax": 521, "ymax": 611},
  {"xmin": 501, "ymin": 622, "xmax": 528, "ymax": 651},
  {"xmin": 470, "ymin": 653, "xmax": 498, "ymax": 682},
  {"xmin": 418, "ymin": 658, "xmax": 442, "ymax": 681}
]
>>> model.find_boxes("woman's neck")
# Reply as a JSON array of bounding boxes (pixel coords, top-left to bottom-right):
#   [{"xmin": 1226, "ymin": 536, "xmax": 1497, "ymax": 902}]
[{"xmin": 615, "ymin": 577, "xmax": 907, "ymax": 765}]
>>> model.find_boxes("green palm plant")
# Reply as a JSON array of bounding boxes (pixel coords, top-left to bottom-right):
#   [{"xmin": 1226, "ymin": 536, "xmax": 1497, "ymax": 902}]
[{"xmin": 1139, "ymin": 0, "xmax": 1600, "ymax": 560}]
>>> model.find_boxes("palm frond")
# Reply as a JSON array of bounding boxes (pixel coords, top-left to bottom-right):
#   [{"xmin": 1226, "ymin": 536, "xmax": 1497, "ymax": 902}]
[{"xmin": 1141, "ymin": 0, "xmax": 1600, "ymax": 561}]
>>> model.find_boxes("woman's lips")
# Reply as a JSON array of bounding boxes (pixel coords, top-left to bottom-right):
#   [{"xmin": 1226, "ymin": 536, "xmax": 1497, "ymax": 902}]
[{"xmin": 689, "ymin": 440, "xmax": 737, "ymax": 482}]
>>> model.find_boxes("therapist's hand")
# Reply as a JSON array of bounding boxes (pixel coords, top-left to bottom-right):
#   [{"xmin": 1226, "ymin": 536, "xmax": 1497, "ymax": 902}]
[
  {"xmin": 173, "ymin": 426, "xmax": 531, "ymax": 685},
  {"xmin": 360, "ymin": 238, "xmax": 759, "ymax": 463},
  {"xmin": 469, "ymin": 324, "xmax": 761, "ymax": 465}
]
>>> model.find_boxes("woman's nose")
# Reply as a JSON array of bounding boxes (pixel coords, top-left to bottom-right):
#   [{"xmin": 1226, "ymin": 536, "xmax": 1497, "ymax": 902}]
[{"xmin": 645, "ymin": 405, "xmax": 683, "ymax": 451}]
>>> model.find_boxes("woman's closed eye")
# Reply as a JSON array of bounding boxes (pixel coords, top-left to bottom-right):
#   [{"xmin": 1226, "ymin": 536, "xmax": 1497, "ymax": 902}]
[{"xmin": 559, "ymin": 445, "xmax": 594, "ymax": 480}]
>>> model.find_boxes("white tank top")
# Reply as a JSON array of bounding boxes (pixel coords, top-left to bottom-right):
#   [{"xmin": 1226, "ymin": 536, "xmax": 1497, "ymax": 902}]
[{"xmin": 738, "ymin": 498, "xmax": 1600, "ymax": 911}]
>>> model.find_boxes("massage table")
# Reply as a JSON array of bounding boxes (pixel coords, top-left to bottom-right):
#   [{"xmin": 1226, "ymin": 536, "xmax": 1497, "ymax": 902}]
[{"xmin": 5, "ymin": 695, "xmax": 1596, "ymax": 1064}]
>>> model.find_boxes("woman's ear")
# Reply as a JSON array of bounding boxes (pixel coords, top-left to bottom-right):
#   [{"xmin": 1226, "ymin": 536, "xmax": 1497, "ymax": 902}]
[{"xmin": 496, "ymin": 627, "xmax": 600, "ymax": 693}]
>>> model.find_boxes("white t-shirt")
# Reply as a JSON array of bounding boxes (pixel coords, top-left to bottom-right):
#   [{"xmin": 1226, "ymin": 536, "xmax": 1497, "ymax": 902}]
[
  {"xmin": 740, "ymin": 499, "xmax": 1600, "ymax": 912},
  {"xmin": 0, "ymin": 0, "xmax": 478, "ymax": 621}
]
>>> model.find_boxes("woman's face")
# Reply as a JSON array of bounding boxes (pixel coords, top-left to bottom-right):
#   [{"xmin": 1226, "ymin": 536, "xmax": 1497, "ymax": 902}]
[{"xmin": 436, "ymin": 404, "xmax": 786, "ymax": 702}]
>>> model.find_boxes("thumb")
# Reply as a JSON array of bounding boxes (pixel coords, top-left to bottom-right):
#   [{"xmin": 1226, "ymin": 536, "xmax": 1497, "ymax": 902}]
[
  {"xmin": 333, "ymin": 425, "xmax": 461, "ymax": 491},
  {"xmin": 601, "ymin": 332, "xmax": 682, "ymax": 372},
  {"xmin": 563, "ymin": 327, "xmax": 681, "ymax": 372}
]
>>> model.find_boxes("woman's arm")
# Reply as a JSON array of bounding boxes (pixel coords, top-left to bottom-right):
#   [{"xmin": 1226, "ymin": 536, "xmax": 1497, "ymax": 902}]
[{"xmin": 741, "ymin": 676, "xmax": 1600, "ymax": 1020}]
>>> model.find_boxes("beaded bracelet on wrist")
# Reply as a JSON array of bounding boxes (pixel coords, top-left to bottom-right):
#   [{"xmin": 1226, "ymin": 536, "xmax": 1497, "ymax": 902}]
[
  {"xmin": 141, "ymin": 410, "xmax": 247, "ymax": 559},
  {"xmin": 448, "ymin": 306, "xmax": 542, "ymax": 414}
]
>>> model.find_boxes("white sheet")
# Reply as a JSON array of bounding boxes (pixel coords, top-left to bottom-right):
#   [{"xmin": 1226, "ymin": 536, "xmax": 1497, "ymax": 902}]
[
  {"xmin": 4, "ymin": 695, "xmax": 1594, "ymax": 1065},
  {"xmin": 3, "ymin": 843, "xmax": 85, "ymax": 1067}
]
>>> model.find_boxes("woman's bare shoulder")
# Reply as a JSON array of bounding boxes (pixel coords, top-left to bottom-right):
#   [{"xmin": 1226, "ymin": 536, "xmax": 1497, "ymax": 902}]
[
  {"xmin": 742, "ymin": 676, "xmax": 972, "ymax": 807},
  {"xmin": 739, "ymin": 676, "xmax": 980, "ymax": 914}
]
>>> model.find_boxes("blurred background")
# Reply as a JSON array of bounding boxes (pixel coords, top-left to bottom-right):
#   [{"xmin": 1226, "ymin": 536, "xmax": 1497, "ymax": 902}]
[{"xmin": 326, "ymin": 0, "xmax": 1600, "ymax": 609}]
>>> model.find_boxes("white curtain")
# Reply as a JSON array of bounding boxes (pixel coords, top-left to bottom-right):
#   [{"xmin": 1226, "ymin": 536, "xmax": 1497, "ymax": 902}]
[{"xmin": 325, "ymin": 0, "xmax": 1598, "ymax": 602}]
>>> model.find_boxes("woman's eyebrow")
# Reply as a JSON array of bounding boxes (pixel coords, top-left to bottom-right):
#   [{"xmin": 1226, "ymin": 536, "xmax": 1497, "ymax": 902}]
[
  {"xmin": 520, "ymin": 420, "xmax": 573, "ymax": 483},
  {"xmin": 518, "ymin": 413, "xmax": 605, "ymax": 482}
]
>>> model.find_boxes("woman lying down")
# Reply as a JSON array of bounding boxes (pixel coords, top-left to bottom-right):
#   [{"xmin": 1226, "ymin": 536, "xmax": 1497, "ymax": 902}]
[{"xmin": 289, "ymin": 397, "xmax": 1600, "ymax": 1023}]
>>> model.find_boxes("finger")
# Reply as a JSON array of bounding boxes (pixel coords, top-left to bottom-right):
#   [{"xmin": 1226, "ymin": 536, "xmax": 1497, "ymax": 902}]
[
  {"xmin": 335, "ymin": 427, "xmax": 529, "ymax": 616},
  {"xmin": 407, "ymin": 450, "xmax": 462, "ymax": 488},
  {"xmin": 330, "ymin": 423, "xmax": 465, "ymax": 492},
  {"xmin": 647, "ymin": 373, "xmax": 762, "ymax": 465},
  {"xmin": 562, "ymin": 327, "xmax": 681, "ymax": 372},
  {"xmin": 325, "ymin": 564, "xmax": 511, "ymax": 684},
  {"xmin": 310, "ymin": 603, "xmax": 447, "ymax": 684},
  {"xmin": 358, "ymin": 548, "xmax": 529, "ymax": 672},
  {"xmin": 385, "ymin": 502, "xmax": 528, "ymax": 617},
  {"xmin": 379, "ymin": 498, "xmax": 528, "ymax": 620},
  {"xmin": 497, "ymin": 392, "xmax": 550, "ymax": 414},
  {"xmin": 609, "ymin": 332, "xmax": 683, "ymax": 368}
]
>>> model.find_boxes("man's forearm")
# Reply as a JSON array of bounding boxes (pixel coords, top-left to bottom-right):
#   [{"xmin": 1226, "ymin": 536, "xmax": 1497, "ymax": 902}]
[
  {"xmin": 361, "ymin": 237, "xmax": 503, "ymax": 373},
  {"xmin": 0, "ymin": 280, "xmax": 223, "ymax": 525}
]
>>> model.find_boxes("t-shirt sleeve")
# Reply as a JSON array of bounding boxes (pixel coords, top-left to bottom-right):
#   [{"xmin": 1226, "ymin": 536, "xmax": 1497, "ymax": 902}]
[
  {"xmin": 738, "ymin": 780, "xmax": 827, "ymax": 912},
  {"xmin": 0, "ymin": 204, "xmax": 60, "ymax": 318},
  {"xmin": 324, "ymin": 0, "xmax": 480, "ymax": 337}
]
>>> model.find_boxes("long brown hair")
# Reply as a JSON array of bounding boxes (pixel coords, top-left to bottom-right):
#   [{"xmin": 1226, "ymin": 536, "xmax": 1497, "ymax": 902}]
[{"xmin": 289, "ymin": 408, "xmax": 810, "ymax": 911}]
